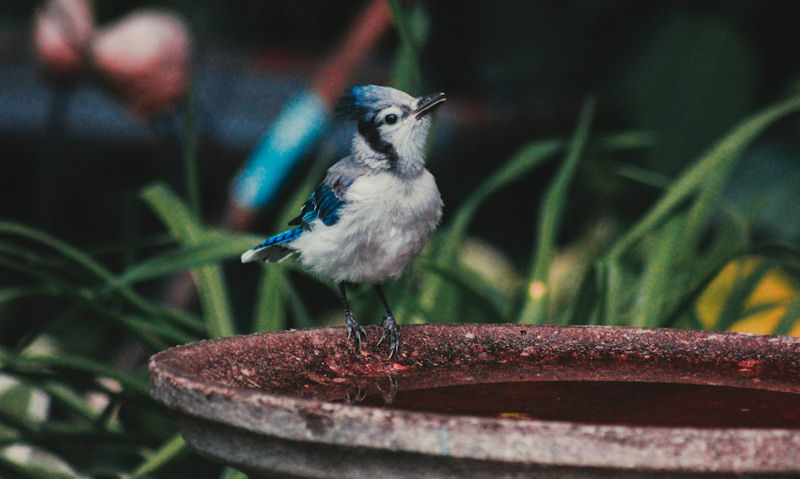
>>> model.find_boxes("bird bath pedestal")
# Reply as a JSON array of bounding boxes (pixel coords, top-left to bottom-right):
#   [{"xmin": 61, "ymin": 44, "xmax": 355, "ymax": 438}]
[{"xmin": 149, "ymin": 324, "xmax": 800, "ymax": 478}]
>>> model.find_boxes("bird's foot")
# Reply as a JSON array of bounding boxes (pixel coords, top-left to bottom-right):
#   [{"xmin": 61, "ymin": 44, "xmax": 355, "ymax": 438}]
[
  {"xmin": 376, "ymin": 375, "xmax": 398, "ymax": 405},
  {"xmin": 345, "ymin": 386, "xmax": 366, "ymax": 404},
  {"xmin": 345, "ymin": 312, "xmax": 367, "ymax": 351},
  {"xmin": 376, "ymin": 315, "xmax": 399, "ymax": 359}
]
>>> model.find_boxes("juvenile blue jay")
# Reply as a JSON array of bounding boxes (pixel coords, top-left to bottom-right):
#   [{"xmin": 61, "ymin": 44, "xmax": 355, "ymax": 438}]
[{"xmin": 241, "ymin": 85, "xmax": 445, "ymax": 358}]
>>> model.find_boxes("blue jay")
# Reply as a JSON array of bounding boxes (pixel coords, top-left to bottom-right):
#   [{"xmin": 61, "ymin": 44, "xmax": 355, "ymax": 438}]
[{"xmin": 241, "ymin": 85, "xmax": 445, "ymax": 358}]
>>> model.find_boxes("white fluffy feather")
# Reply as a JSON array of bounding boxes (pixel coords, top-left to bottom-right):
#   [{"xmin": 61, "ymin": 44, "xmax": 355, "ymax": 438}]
[{"xmin": 290, "ymin": 169, "xmax": 442, "ymax": 283}]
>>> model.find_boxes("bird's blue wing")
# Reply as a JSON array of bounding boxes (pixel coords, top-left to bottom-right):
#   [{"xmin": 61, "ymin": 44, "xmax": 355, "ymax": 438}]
[{"xmin": 289, "ymin": 183, "xmax": 345, "ymax": 228}]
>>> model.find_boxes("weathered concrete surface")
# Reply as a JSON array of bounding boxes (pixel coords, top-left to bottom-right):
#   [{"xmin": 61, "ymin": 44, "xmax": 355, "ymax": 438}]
[{"xmin": 150, "ymin": 324, "xmax": 800, "ymax": 478}]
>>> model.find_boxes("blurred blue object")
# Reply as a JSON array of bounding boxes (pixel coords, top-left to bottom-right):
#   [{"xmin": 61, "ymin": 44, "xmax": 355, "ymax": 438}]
[{"xmin": 230, "ymin": 90, "xmax": 329, "ymax": 210}]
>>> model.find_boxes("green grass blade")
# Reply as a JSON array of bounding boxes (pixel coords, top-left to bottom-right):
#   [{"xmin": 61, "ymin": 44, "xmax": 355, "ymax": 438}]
[
  {"xmin": 601, "ymin": 260, "xmax": 624, "ymax": 326},
  {"xmin": 420, "ymin": 262, "xmax": 508, "ymax": 323},
  {"xmin": 714, "ymin": 261, "xmax": 774, "ymax": 332},
  {"xmin": 630, "ymin": 214, "xmax": 686, "ymax": 327},
  {"xmin": 0, "ymin": 286, "xmax": 59, "ymax": 306},
  {"xmin": 0, "ymin": 222, "xmax": 110, "ymax": 284},
  {"xmin": 221, "ymin": 467, "xmax": 248, "ymax": 479},
  {"xmin": 418, "ymin": 130, "xmax": 651, "ymax": 326},
  {"xmin": 117, "ymin": 234, "xmax": 261, "ymax": 287},
  {"xmin": 36, "ymin": 382, "xmax": 100, "ymax": 425},
  {"xmin": 141, "ymin": 183, "xmax": 235, "ymax": 338},
  {"xmin": 565, "ymin": 263, "xmax": 601, "ymax": 325},
  {"xmin": 0, "ymin": 448, "xmax": 89, "ymax": 479},
  {"xmin": 190, "ymin": 268, "xmax": 234, "ymax": 338},
  {"xmin": 418, "ymin": 139, "xmax": 564, "ymax": 322},
  {"xmin": 130, "ymin": 433, "xmax": 187, "ymax": 479},
  {"xmin": 253, "ymin": 266, "xmax": 286, "ymax": 333},
  {"xmin": 0, "ymin": 221, "xmax": 203, "ymax": 334},
  {"xmin": 284, "ymin": 281, "xmax": 314, "ymax": 329},
  {"xmin": 606, "ymin": 93, "xmax": 800, "ymax": 261},
  {"xmin": 0, "ymin": 347, "xmax": 150, "ymax": 397},
  {"xmin": 246, "ymin": 147, "xmax": 334, "ymax": 333},
  {"xmin": 0, "ymin": 250, "xmax": 196, "ymax": 348},
  {"xmin": 519, "ymin": 97, "xmax": 596, "ymax": 324},
  {"xmin": 581, "ymin": 259, "xmax": 624, "ymax": 326},
  {"xmin": 450, "ymin": 138, "xmax": 567, "ymax": 242},
  {"xmin": 773, "ymin": 296, "xmax": 800, "ymax": 336},
  {"xmin": 140, "ymin": 184, "xmax": 203, "ymax": 241}
]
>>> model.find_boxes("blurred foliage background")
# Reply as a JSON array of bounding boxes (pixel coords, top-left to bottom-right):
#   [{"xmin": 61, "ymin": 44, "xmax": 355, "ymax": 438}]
[{"xmin": 2, "ymin": 0, "xmax": 800, "ymax": 477}]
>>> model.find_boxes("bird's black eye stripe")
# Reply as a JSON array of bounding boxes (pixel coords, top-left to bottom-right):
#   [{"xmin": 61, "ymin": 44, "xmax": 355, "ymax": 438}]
[
  {"xmin": 384, "ymin": 113, "xmax": 398, "ymax": 125},
  {"xmin": 358, "ymin": 119, "xmax": 399, "ymax": 164}
]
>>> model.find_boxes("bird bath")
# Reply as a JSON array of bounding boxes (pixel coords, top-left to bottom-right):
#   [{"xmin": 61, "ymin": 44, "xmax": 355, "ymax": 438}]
[{"xmin": 149, "ymin": 324, "xmax": 800, "ymax": 478}]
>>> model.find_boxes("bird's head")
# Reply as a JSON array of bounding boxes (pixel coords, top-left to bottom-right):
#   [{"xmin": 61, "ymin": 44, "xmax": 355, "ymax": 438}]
[{"xmin": 337, "ymin": 85, "xmax": 445, "ymax": 177}]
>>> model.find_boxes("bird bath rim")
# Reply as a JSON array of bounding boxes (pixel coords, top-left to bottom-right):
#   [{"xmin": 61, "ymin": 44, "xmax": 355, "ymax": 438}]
[{"xmin": 149, "ymin": 324, "xmax": 800, "ymax": 478}]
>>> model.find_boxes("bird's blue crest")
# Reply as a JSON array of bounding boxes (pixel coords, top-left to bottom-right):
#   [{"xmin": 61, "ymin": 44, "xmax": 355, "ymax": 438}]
[{"xmin": 335, "ymin": 85, "xmax": 413, "ymax": 121}]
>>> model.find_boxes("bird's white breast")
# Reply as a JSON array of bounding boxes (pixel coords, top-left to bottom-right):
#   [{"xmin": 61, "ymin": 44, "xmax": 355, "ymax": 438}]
[{"xmin": 292, "ymin": 170, "xmax": 442, "ymax": 283}]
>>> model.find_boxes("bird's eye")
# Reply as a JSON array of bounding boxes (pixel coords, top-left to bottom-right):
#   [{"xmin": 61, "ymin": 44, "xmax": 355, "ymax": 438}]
[{"xmin": 384, "ymin": 114, "xmax": 398, "ymax": 125}]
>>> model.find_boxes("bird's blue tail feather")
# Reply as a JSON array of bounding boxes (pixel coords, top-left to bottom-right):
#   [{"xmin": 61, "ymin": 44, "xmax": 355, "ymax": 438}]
[
  {"xmin": 254, "ymin": 227, "xmax": 304, "ymax": 249},
  {"xmin": 241, "ymin": 227, "xmax": 303, "ymax": 263}
]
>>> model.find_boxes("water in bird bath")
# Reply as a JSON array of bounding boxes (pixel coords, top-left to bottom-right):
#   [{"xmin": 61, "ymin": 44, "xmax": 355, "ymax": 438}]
[{"xmin": 348, "ymin": 379, "xmax": 800, "ymax": 429}]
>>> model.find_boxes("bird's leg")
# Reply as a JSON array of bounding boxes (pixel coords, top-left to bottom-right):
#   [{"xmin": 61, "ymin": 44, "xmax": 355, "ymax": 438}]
[
  {"xmin": 339, "ymin": 283, "xmax": 366, "ymax": 350},
  {"xmin": 374, "ymin": 284, "xmax": 399, "ymax": 359}
]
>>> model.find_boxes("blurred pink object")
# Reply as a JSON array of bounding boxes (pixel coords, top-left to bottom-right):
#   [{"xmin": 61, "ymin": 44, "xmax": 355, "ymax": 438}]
[
  {"xmin": 33, "ymin": 0, "xmax": 95, "ymax": 78},
  {"xmin": 91, "ymin": 10, "xmax": 192, "ymax": 116}
]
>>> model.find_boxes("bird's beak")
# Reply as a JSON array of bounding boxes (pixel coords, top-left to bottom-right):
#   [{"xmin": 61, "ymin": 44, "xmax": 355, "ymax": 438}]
[{"xmin": 410, "ymin": 92, "xmax": 446, "ymax": 120}]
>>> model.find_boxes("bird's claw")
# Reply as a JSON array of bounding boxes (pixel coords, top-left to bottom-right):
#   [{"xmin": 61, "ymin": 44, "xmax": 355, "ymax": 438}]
[
  {"xmin": 376, "ymin": 375, "xmax": 398, "ymax": 405},
  {"xmin": 345, "ymin": 386, "xmax": 366, "ymax": 403},
  {"xmin": 345, "ymin": 313, "xmax": 366, "ymax": 350},
  {"xmin": 376, "ymin": 315, "xmax": 399, "ymax": 359}
]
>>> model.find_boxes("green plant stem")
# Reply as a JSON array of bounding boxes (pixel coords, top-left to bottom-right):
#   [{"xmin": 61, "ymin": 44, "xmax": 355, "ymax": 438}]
[
  {"xmin": 130, "ymin": 433, "xmax": 187, "ymax": 479},
  {"xmin": 141, "ymin": 184, "xmax": 235, "ymax": 338}
]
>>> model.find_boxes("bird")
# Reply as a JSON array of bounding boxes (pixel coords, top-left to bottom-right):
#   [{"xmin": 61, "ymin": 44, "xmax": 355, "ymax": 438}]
[{"xmin": 241, "ymin": 85, "xmax": 445, "ymax": 358}]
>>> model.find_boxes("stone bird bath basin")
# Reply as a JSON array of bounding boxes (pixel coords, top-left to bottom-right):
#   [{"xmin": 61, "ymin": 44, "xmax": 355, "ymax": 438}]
[{"xmin": 149, "ymin": 324, "xmax": 800, "ymax": 478}]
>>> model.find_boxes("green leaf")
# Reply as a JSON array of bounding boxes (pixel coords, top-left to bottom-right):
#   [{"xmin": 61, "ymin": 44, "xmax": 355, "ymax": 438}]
[
  {"xmin": 130, "ymin": 434, "xmax": 187, "ymax": 479},
  {"xmin": 0, "ymin": 444, "xmax": 89, "ymax": 479},
  {"xmin": 117, "ymin": 234, "xmax": 262, "ymax": 287},
  {"xmin": 592, "ymin": 260, "xmax": 624, "ymax": 326},
  {"xmin": 0, "ymin": 347, "xmax": 150, "ymax": 397},
  {"xmin": 606, "ymin": 93, "xmax": 800, "ymax": 261},
  {"xmin": 630, "ymin": 214, "xmax": 686, "ymax": 327},
  {"xmin": 140, "ymin": 184, "xmax": 235, "ymax": 338},
  {"xmin": 773, "ymin": 296, "xmax": 800, "ymax": 336},
  {"xmin": 246, "ymin": 145, "xmax": 335, "ymax": 333},
  {"xmin": 418, "ymin": 130, "xmax": 652, "ymax": 326},
  {"xmin": 714, "ymin": 261, "xmax": 775, "ymax": 332},
  {"xmin": 418, "ymin": 138, "xmax": 564, "ymax": 323},
  {"xmin": 284, "ymin": 281, "xmax": 314, "ymax": 329},
  {"xmin": 221, "ymin": 467, "xmax": 249, "ymax": 479},
  {"xmin": 253, "ymin": 266, "xmax": 287, "ymax": 333},
  {"xmin": 519, "ymin": 97, "xmax": 596, "ymax": 324},
  {"xmin": 420, "ymin": 262, "xmax": 508, "ymax": 323},
  {"xmin": 0, "ymin": 222, "xmax": 203, "ymax": 334}
]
